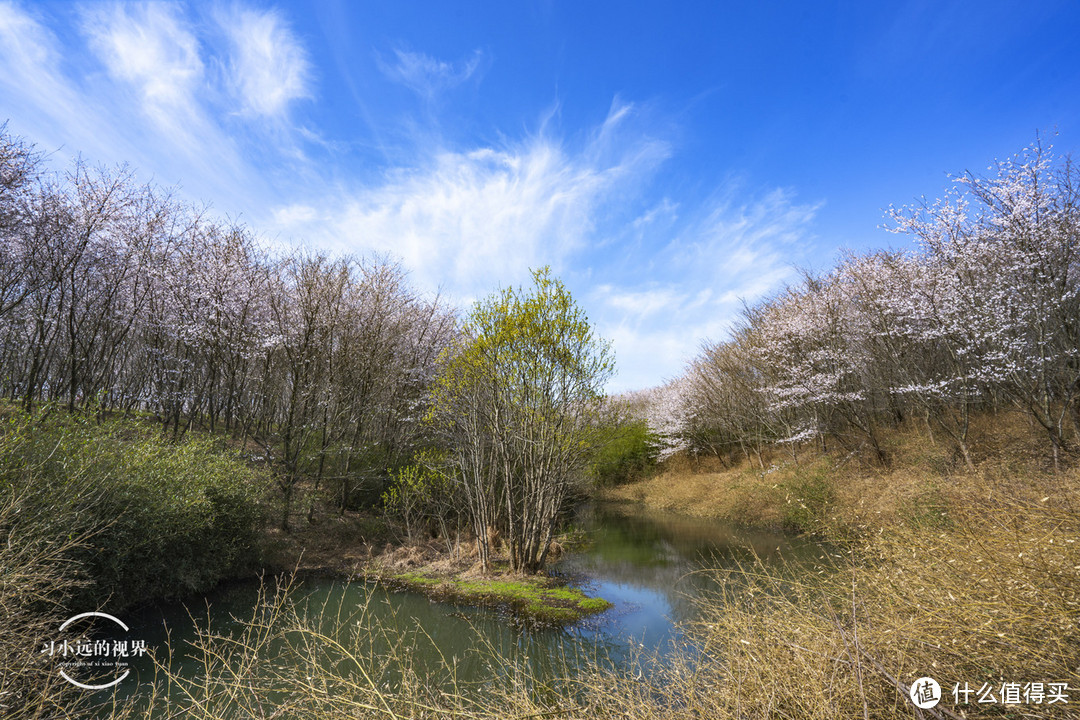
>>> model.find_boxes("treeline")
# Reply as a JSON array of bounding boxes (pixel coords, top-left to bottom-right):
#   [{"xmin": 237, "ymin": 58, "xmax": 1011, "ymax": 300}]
[
  {"xmin": 0, "ymin": 125, "xmax": 455, "ymax": 525},
  {"xmin": 641, "ymin": 142, "xmax": 1080, "ymax": 470}
]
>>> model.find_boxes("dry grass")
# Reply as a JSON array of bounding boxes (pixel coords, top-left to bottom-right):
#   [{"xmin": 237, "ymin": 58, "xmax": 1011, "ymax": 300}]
[
  {"xmin": 0, "ymin": 491, "xmax": 97, "ymax": 719},
  {"xmin": 646, "ymin": 499, "xmax": 1080, "ymax": 719},
  {"xmin": 479, "ymin": 484, "xmax": 1079, "ymax": 719},
  {"xmin": 85, "ymin": 479, "xmax": 1079, "ymax": 719},
  {"xmin": 23, "ymin": 410, "xmax": 1080, "ymax": 719},
  {"xmin": 603, "ymin": 411, "xmax": 1072, "ymax": 535}
]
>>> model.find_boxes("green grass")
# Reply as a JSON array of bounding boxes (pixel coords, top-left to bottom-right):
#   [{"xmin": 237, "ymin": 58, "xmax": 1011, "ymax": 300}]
[{"xmin": 384, "ymin": 569, "xmax": 612, "ymax": 625}]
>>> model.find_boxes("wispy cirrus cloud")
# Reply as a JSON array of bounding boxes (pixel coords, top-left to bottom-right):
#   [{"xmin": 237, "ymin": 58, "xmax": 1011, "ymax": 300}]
[
  {"xmin": 0, "ymin": 1, "xmax": 108, "ymax": 155},
  {"xmin": 588, "ymin": 187, "xmax": 822, "ymax": 391},
  {"xmin": 379, "ymin": 48, "xmax": 486, "ymax": 102},
  {"xmin": 262, "ymin": 96, "xmax": 819, "ymax": 391},
  {"xmin": 269, "ymin": 101, "xmax": 670, "ymax": 301},
  {"xmin": 0, "ymin": 1, "xmax": 310, "ymax": 218},
  {"xmin": 217, "ymin": 5, "xmax": 312, "ymax": 118},
  {"xmin": 81, "ymin": 2, "xmax": 205, "ymax": 135},
  {"xmin": 0, "ymin": 2, "xmax": 65, "ymax": 103}
]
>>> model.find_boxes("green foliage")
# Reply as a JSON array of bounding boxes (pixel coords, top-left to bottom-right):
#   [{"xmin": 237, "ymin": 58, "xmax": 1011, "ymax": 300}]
[
  {"xmin": 588, "ymin": 419, "xmax": 659, "ymax": 486},
  {"xmin": 428, "ymin": 267, "xmax": 615, "ymax": 573},
  {"xmin": 0, "ymin": 409, "xmax": 268, "ymax": 610},
  {"xmin": 382, "ymin": 455, "xmax": 459, "ymax": 541},
  {"xmin": 431, "ymin": 267, "xmax": 614, "ymax": 417}
]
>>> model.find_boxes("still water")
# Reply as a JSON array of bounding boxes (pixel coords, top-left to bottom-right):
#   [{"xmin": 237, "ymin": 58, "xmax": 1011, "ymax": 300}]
[{"xmin": 98, "ymin": 503, "xmax": 816, "ymax": 710}]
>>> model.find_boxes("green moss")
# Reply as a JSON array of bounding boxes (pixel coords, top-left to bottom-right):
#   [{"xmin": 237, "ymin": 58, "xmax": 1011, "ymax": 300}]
[
  {"xmin": 380, "ymin": 569, "xmax": 612, "ymax": 625},
  {"xmin": 577, "ymin": 596, "xmax": 611, "ymax": 613},
  {"xmin": 394, "ymin": 571, "xmax": 441, "ymax": 586}
]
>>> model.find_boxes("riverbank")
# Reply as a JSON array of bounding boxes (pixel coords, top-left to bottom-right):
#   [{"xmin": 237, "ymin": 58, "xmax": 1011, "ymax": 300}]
[
  {"xmin": 602, "ymin": 413, "xmax": 1077, "ymax": 537},
  {"xmin": 578, "ymin": 417, "xmax": 1080, "ymax": 718},
  {"xmin": 12, "ymin": 407, "xmax": 1078, "ymax": 719},
  {"xmin": 263, "ymin": 512, "xmax": 611, "ymax": 625},
  {"xmin": 95, "ymin": 443, "xmax": 1080, "ymax": 720}
]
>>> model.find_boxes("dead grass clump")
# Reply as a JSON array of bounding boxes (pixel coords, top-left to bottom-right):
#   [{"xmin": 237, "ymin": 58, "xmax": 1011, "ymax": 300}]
[{"xmin": 572, "ymin": 495, "xmax": 1080, "ymax": 720}]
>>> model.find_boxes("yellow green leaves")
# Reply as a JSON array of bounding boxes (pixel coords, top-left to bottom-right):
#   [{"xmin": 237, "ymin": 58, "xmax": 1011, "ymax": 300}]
[{"xmin": 428, "ymin": 268, "xmax": 614, "ymax": 572}]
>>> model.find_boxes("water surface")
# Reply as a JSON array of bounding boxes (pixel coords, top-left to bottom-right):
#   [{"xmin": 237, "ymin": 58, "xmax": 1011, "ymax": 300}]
[{"xmin": 96, "ymin": 502, "xmax": 816, "ymax": 712}]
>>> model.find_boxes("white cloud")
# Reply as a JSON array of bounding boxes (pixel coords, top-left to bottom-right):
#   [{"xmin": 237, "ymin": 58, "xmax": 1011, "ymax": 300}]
[
  {"xmin": 81, "ymin": 3, "xmax": 204, "ymax": 124},
  {"xmin": 380, "ymin": 48, "xmax": 485, "ymax": 101},
  {"xmin": 602, "ymin": 322, "xmax": 692, "ymax": 391},
  {"xmin": 295, "ymin": 102, "xmax": 670, "ymax": 298},
  {"xmin": 273, "ymin": 203, "xmax": 319, "ymax": 225},
  {"xmin": 335, "ymin": 141, "xmax": 607, "ymax": 294},
  {"xmin": 599, "ymin": 286, "xmax": 682, "ymax": 317},
  {"xmin": 591, "ymin": 187, "xmax": 822, "ymax": 392},
  {"xmin": 0, "ymin": 3, "xmax": 86, "ymax": 141},
  {"xmin": 0, "ymin": 3, "xmax": 181, "ymax": 173},
  {"xmin": 0, "ymin": 1, "xmax": 317, "ymax": 227},
  {"xmin": 218, "ymin": 6, "xmax": 312, "ymax": 118},
  {"xmin": 256, "ymin": 97, "xmax": 816, "ymax": 393},
  {"xmin": 671, "ymin": 188, "xmax": 820, "ymax": 273},
  {"xmin": 0, "ymin": 2, "xmax": 56, "ymax": 77}
]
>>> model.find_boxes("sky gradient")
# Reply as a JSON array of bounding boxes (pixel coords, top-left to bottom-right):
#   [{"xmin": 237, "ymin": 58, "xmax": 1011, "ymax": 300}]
[{"xmin": 2, "ymin": 1, "xmax": 1079, "ymax": 391}]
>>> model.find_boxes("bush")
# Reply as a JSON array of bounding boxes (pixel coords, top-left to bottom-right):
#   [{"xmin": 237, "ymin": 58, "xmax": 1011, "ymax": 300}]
[
  {"xmin": 0, "ymin": 483, "xmax": 90, "ymax": 718},
  {"xmin": 382, "ymin": 452, "xmax": 461, "ymax": 542},
  {"xmin": 588, "ymin": 419, "xmax": 659, "ymax": 487},
  {"xmin": 0, "ymin": 409, "xmax": 268, "ymax": 610}
]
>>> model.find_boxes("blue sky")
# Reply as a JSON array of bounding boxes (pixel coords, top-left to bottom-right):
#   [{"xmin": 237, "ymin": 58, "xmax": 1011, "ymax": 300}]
[{"xmin": 2, "ymin": 1, "xmax": 1079, "ymax": 391}]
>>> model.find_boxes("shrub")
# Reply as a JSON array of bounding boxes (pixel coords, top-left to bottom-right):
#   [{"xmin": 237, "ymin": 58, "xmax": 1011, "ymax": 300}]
[
  {"xmin": 0, "ymin": 410, "xmax": 268, "ymax": 610},
  {"xmin": 588, "ymin": 419, "xmax": 659, "ymax": 487},
  {"xmin": 382, "ymin": 452, "xmax": 461, "ymax": 543}
]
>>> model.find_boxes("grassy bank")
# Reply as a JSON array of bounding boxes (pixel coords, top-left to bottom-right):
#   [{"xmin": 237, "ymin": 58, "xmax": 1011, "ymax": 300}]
[
  {"xmin": 602, "ymin": 412, "xmax": 1072, "ymax": 535},
  {"xmin": 382, "ymin": 568, "xmax": 610, "ymax": 625},
  {"xmin": 360, "ymin": 537, "xmax": 611, "ymax": 625}
]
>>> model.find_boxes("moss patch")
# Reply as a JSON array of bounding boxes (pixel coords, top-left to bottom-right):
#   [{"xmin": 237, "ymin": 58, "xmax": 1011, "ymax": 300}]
[{"xmin": 377, "ymin": 568, "xmax": 612, "ymax": 626}]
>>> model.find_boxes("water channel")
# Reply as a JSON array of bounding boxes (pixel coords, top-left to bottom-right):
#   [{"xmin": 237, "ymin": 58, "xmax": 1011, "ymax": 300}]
[{"xmin": 96, "ymin": 502, "xmax": 817, "ymax": 712}]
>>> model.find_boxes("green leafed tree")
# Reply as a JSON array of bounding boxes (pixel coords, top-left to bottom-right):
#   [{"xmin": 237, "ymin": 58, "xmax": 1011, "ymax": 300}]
[{"xmin": 429, "ymin": 267, "xmax": 614, "ymax": 573}]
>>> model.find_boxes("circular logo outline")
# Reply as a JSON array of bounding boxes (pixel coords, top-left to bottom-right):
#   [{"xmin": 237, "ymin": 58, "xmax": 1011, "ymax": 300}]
[
  {"xmin": 909, "ymin": 676, "xmax": 942, "ymax": 709},
  {"xmin": 57, "ymin": 612, "xmax": 132, "ymax": 690}
]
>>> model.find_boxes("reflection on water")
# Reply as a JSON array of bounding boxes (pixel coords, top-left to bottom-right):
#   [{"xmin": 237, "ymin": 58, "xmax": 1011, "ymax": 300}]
[
  {"xmin": 559, "ymin": 503, "xmax": 817, "ymax": 656},
  {"xmin": 112, "ymin": 581, "xmax": 617, "ymax": 693},
  {"xmin": 98, "ymin": 503, "xmax": 816, "ymax": 713}
]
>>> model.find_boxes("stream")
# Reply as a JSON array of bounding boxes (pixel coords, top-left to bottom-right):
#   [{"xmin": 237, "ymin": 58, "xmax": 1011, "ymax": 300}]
[{"xmin": 93, "ymin": 503, "xmax": 818, "ymax": 712}]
